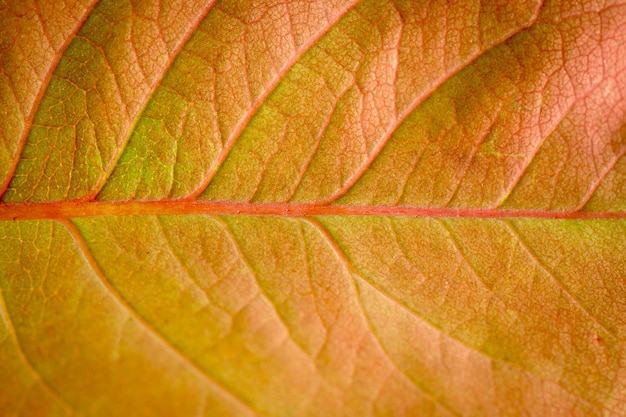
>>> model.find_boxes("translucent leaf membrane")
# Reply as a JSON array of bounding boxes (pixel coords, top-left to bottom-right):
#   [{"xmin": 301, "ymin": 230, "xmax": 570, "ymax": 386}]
[
  {"xmin": 0, "ymin": 219, "xmax": 253, "ymax": 417},
  {"xmin": 0, "ymin": 0, "xmax": 99, "ymax": 194},
  {"xmin": 339, "ymin": 1, "xmax": 626, "ymax": 210},
  {"xmin": 201, "ymin": 0, "xmax": 545, "ymax": 204},
  {"xmin": 1, "ymin": 217, "xmax": 626, "ymax": 416},
  {"xmin": 2, "ymin": 0, "xmax": 216, "ymax": 202},
  {"xmin": 1, "ymin": 0, "xmax": 626, "ymax": 416},
  {"xmin": 2, "ymin": 0, "xmax": 625, "ymax": 209},
  {"xmin": 98, "ymin": 0, "xmax": 358, "ymax": 201}
]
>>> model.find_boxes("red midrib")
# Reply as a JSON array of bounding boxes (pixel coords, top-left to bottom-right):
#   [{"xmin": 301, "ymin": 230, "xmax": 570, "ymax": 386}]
[{"xmin": 0, "ymin": 201, "xmax": 623, "ymax": 220}]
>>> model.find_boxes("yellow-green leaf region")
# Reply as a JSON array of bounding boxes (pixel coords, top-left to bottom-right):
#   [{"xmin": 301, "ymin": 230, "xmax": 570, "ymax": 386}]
[{"xmin": 1, "ymin": 0, "xmax": 626, "ymax": 416}]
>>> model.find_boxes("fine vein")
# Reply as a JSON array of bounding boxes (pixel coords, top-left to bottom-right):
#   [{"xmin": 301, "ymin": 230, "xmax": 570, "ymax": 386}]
[
  {"xmin": 0, "ymin": 289, "xmax": 78, "ymax": 415},
  {"xmin": 60, "ymin": 219, "xmax": 260, "ymax": 416},
  {"xmin": 307, "ymin": 218, "xmax": 601, "ymax": 410},
  {"xmin": 0, "ymin": 0, "xmax": 101, "ymax": 199},
  {"xmin": 185, "ymin": 0, "xmax": 362, "ymax": 200}
]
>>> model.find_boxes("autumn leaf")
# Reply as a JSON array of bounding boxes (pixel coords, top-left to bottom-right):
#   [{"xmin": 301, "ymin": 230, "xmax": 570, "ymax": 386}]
[{"xmin": 1, "ymin": 0, "xmax": 625, "ymax": 416}]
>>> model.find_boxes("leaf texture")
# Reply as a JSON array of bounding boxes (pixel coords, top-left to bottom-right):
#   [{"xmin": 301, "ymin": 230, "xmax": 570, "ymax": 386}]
[{"xmin": 1, "ymin": 0, "xmax": 626, "ymax": 416}]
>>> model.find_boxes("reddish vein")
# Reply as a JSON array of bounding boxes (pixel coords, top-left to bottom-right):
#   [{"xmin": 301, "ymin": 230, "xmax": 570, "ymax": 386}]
[
  {"xmin": 0, "ymin": 0, "xmax": 101, "ymax": 198},
  {"xmin": 575, "ymin": 146, "xmax": 626, "ymax": 211},
  {"xmin": 60, "ymin": 219, "xmax": 259, "ymax": 415},
  {"xmin": 184, "ymin": 0, "xmax": 362, "ymax": 200},
  {"xmin": 318, "ymin": 1, "xmax": 544, "ymax": 205},
  {"xmin": 90, "ymin": 0, "xmax": 219, "ymax": 199},
  {"xmin": 0, "ymin": 288, "xmax": 77, "ymax": 414},
  {"xmin": 0, "ymin": 201, "xmax": 624, "ymax": 221}
]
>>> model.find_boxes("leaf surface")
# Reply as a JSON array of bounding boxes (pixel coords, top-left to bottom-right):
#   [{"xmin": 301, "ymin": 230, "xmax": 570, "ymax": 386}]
[{"xmin": 1, "ymin": 0, "xmax": 626, "ymax": 416}]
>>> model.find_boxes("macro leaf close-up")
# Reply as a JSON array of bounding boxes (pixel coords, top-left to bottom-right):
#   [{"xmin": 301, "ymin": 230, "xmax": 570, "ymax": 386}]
[{"xmin": 1, "ymin": 0, "xmax": 626, "ymax": 416}]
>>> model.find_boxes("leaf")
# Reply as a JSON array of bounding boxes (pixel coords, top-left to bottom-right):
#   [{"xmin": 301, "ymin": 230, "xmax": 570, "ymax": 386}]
[{"xmin": 0, "ymin": 0, "xmax": 625, "ymax": 416}]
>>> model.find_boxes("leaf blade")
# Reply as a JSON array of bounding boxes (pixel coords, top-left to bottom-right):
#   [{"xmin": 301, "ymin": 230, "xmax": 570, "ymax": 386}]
[{"xmin": 1, "ymin": 1, "xmax": 626, "ymax": 415}]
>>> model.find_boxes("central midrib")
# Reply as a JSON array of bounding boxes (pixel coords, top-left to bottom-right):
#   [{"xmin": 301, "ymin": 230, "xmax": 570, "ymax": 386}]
[{"xmin": 0, "ymin": 201, "xmax": 623, "ymax": 221}]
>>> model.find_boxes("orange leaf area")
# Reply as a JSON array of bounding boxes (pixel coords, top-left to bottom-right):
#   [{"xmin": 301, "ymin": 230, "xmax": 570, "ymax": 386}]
[
  {"xmin": 1, "ymin": 0, "xmax": 626, "ymax": 416},
  {"xmin": 2, "ymin": 217, "xmax": 625, "ymax": 416}
]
